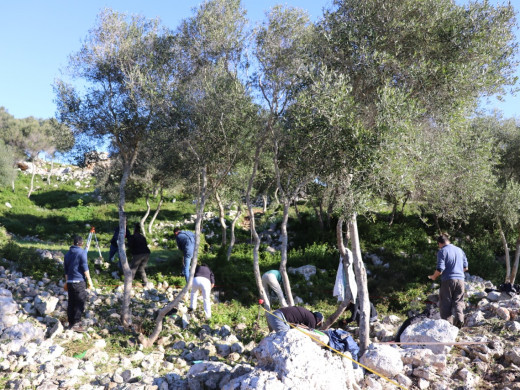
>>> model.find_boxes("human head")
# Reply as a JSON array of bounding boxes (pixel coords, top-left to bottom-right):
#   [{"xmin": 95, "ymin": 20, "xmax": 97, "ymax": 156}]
[
  {"xmin": 313, "ymin": 311, "xmax": 324, "ymax": 327},
  {"xmin": 174, "ymin": 227, "xmax": 181, "ymax": 236},
  {"xmin": 73, "ymin": 235, "xmax": 83, "ymax": 246},
  {"xmin": 436, "ymin": 233, "xmax": 450, "ymax": 247},
  {"xmin": 134, "ymin": 223, "xmax": 141, "ymax": 234}
]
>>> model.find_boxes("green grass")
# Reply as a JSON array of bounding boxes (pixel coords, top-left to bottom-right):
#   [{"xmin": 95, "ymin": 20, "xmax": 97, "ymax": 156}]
[{"xmin": 0, "ymin": 169, "xmax": 512, "ymax": 326}]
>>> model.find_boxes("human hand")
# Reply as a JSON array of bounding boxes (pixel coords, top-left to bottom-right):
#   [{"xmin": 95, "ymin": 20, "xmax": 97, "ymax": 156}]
[
  {"xmin": 428, "ymin": 275, "xmax": 434, "ymax": 280},
  {"xmin": 64, "ymin": 283, "xmax": 68, "ymax": 292}
]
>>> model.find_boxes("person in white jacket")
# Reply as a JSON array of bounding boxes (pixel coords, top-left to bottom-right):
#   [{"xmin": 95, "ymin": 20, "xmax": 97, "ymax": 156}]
[{"xmin": 189, "ymin": 263, "xmax": 215, "ymax": 319}]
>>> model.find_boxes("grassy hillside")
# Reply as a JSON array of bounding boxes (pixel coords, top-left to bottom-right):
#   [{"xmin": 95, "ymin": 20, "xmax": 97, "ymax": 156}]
[{"xmin": 0, "ymin": 167, "xmax": 510, "ymax": 324}]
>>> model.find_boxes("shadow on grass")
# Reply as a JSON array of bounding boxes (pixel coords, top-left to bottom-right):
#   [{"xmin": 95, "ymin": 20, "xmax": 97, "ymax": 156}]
[
  {"xmin": 0, "ymin": 213, "xmax": 120, "ymax": 244},
  {"xmin": 31, "ymin": 190, "xmax": 95, "ymax": 209},
  {"xmin": 106, "ymin": 209, "xmax": 194, "ymax": 225}
]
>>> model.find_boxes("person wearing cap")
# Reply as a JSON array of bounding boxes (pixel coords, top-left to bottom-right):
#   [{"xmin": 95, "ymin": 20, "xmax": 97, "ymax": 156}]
[
  {"xmin": 64, "ymin": 235, "xmax": 93, "ymax": 332},
  {"xmin": 173, "ymin": 227, "xmax": 195, "ymax": 282},
  {"xmin": 266, "ymin": 306, "xmax": 323, "ymax": 333},
  {"xmin": 189, "ymin": 263, "xmax": 215, "ymax": 319},
  {"xmin": 428, "ymin": 233, "xmax": 468, "ymax": 328},
  {"xmin": 261, "ymin": 269, "xmax": 288, "ymax": 308}
]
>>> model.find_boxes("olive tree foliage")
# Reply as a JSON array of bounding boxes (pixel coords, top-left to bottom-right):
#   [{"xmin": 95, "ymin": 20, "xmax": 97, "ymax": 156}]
[
  {"xmin": 414, "ymin": 115, "xmax": 498, "ymax": 231},
  {"xmin": 141, "ymin": 0, "xmax": 258, "ymax": 347},
  {"xmin": 0, "ymin": 108, "xmax": 21, "ymax": 190},
  {"xmin": 252, "ymin": 5, "xmax": 315, "ymax": 309},
  {"xmin": 0, "ymin": 110, "xmax": 59, "ymax": 196},
  {"xmin": 319, "ymin": 0, "xmax": 518, "ymax": 123},
  {"xmin": 45, "ymin": 119, "xmax": 74, "ymax": 185},
  {"xmin": 0, "ymin": 139, "xmax": 17, "ymax": 188},
  {"xmin": 305, "ymin": 0, "xmax": 518, "ymax": 352},
  {"xmin": 475, "ymin": 115, "xmax": 520, "ymax": 284},
  {"xmin": 54, "ymin": 8, "xmax": 170, "ymax": 327}
]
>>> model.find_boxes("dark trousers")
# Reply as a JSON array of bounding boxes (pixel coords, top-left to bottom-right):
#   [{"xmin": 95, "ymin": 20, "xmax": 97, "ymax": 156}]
[
  {"xmin": 439, "ymin": 279, "xmax": 465, "ymax": 326},
  {"xmin": 67, "ymin": 281, "xmax": 87, "ymax": 327},
  {"xmin": 130, "ymin": 253, "xmax": 149, "ymax": 283}
]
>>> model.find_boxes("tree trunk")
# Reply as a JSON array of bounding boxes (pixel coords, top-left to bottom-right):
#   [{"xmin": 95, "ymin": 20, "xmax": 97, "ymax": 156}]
[
  {"xmin": 140, "ymin": 168, "xmax": 207, "ymax": 347},
  {"xmin": 315, "ymin": 198, "xmax": 324, "ymax": 231},
  {"xmin": 273, "ymin": 187, "xmax": 280, "ymax": 209},
  {"xmin": 140, "ymin": 193, "xmax": 151, "ymax": 238},
  {"xmin": 434, "ymin": 215, "xmax": 442, "ymax": 236},
  {"xmin": 510, "ymin": 227, "xmax": 520, "ymax": 284},
  {"xmin": 349, "ymin": 213, "xmax": 370, "ymax": 355},
  {"xmin": 262, "ymin": 194, "xmax": 268, "ymax": 213},
  {"xmin": 227, "ymin": 203, "xmax": 242, "ymax": 261},
  {"xmin": 323, "ymin": 218, "xmax": 352, "ymax": 329},
  {"xmin": 246, "ymin": 140, "xmax": 270, "ymax": 310},
  {"xmin": 389, "ymin": 200, "xmax": 397, "ymax": 226},
  {"xmin": 148, "ymin": 188, "xmax": 163, "ymax": 235},
  {"xmin": 27, "ymin": 158, "xmax": 37, "ymax": 199},
  {"xmin": 280, "ymin": 199, "xmax": 295, "ymax": 306},
  {"xmin": 119, "ymin": 161, "xmax": 135, "ymax": 327},
  {"xmin": 293, "ymin": 199, "xmax": 302, "ymax": 223},
  {"xmin": 499, "ymin": 220, "xmax": 511, "ymax": 283},
  {"xmin": 47, "ymin": 156, "xmax": 55, "ymax": 185},
  {"xmin": 215, "ymin": 191, "xmax": 227, "ymax": 246}
]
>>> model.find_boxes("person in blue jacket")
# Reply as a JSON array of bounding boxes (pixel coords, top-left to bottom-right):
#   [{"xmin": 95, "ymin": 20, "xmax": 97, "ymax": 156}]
[
  {"xmin": 64, "ymin": 235, "xmax": 93, "ymax": 332},
  {"xmin": 174, "ymin": 227, "xmax": 196, "ymax": 282},
  {"xmin": 428, "ymin": 233, "xmax": 468, "ymax": 328}
]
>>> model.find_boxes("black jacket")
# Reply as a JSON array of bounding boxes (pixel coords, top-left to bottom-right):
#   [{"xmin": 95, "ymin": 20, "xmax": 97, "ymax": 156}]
[
  {"xmin": 127, "ymin": 233, "xmax": 150, "ymax": 255},
  {"xmin": 278, "ymin": 306, "xmax": 318, "ymax": 329},
  {"xmin": 194, "ymin": 264, "xmax": 215, "ymax": 285}
]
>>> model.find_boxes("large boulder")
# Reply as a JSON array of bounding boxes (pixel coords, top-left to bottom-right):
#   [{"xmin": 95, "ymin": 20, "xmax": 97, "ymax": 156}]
[
  {"xmin": 224, "ymin": 329, "xmax": 360, "ymax": 390},
  {"xmin": 400, "ymin": 319, "xmax": 459, "ymax": 354},
  {"xmin": 288, "ymin": 265, "xmax": 316, "ymax": 281},
  {"xmin": 360, "ymin": 344, "xmax": 404, "ymax": 378},
  {"xmin": 0, "ymin": 288, "xmax": 19, "ymax": 332},
  {"xmin": 34, "ymin": 294, "xmax": 59, "ymax": 316}
]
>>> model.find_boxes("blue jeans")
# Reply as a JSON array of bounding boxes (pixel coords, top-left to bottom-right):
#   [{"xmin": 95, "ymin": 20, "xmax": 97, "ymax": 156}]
[
  {"xmin": 183, "ymin": 252, "xmax": 193, "ymax": 282},
  {"xmin": 109, "ymin": 244, "xmax": 118, "ymax": 262},
  {"xmin": 266, "ymin": 309, "xmax": 290, "ymax": 332}
]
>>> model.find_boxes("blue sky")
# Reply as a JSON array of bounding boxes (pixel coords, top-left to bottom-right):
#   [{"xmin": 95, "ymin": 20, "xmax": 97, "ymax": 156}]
[{"xmin": 0, "ymin": 0, "xmax": 518, "ymax": 120}]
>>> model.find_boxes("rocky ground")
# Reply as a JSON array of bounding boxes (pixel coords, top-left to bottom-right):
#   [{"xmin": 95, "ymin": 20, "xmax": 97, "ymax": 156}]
[{"xmin": 1, "ymin": 250, "xmax": 520, "ymax": 389}]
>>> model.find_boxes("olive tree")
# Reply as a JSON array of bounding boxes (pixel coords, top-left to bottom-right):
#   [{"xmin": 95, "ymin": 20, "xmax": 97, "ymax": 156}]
[
  {"xmin": 55, "ymin": 8, "xmax": 170, "ymax": 326},
  {"xmin": 311, "ymin": 0, "xmax": 518, "ymax": 353}
]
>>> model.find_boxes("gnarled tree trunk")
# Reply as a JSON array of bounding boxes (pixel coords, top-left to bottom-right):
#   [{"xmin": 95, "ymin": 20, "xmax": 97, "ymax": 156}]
[
  {"xmin": 140, "ymin": 193, "xmax": 151, "ymax": 237},
  {"xmin": 226, "ymin": 203, "xmax": 242, "ymax": 261},
  {"xmin": 323, "ymin": 218, "xmax": 352, "ymax": 330},
  {"xmin": 510, "ymin": 228, "xmax": 520, "ymax": 284},
  {"xmin": 148, "ymin": 188, "xmax": 163, "ymax": 235},
  {"xmin": 498, "ymin": 220, "xmax": 511, "ymax": 283},
  {"xmin": 280, "ymin": 199, "xmax": 295, "ymax": 306},
  {"xmin": 349, "ymin": 213, "xmax": 370, "ymax": 355},
  {"xmin": 140, "ymin": 167, "xmax": 207, "ymax": 347},
  {"xmin": 215, "ymin": 191, "xmax": 227, "ymax": 246}
]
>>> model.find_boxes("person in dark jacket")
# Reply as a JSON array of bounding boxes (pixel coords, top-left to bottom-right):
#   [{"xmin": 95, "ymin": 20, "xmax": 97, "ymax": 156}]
[
  {"xmin": 189, "ymin": 263, "xmax": 215, "ymax": 319},
  {"xmin": 108, "ymin": 225, "xmax": 130, "ymax": 270},
  {"xmin": 64, "ymin": 235, "xmax": 93, "ymax": 332},
  {"xmin": 266, "ymin": 306, "xmax": 323, "ymax": 333},
  {"xmin": 127, "ymin": 223, "xmax": 151, "ymax": 284},
  {"xmin": 174, "ymin": 227, "xmax": 195, "ymax": 282}
]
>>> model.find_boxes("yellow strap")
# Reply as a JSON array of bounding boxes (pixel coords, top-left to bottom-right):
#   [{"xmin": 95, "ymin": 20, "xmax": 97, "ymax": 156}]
[{"xmin": 263, "ymin": 307, "xmax": 408, "ymax": 390}]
